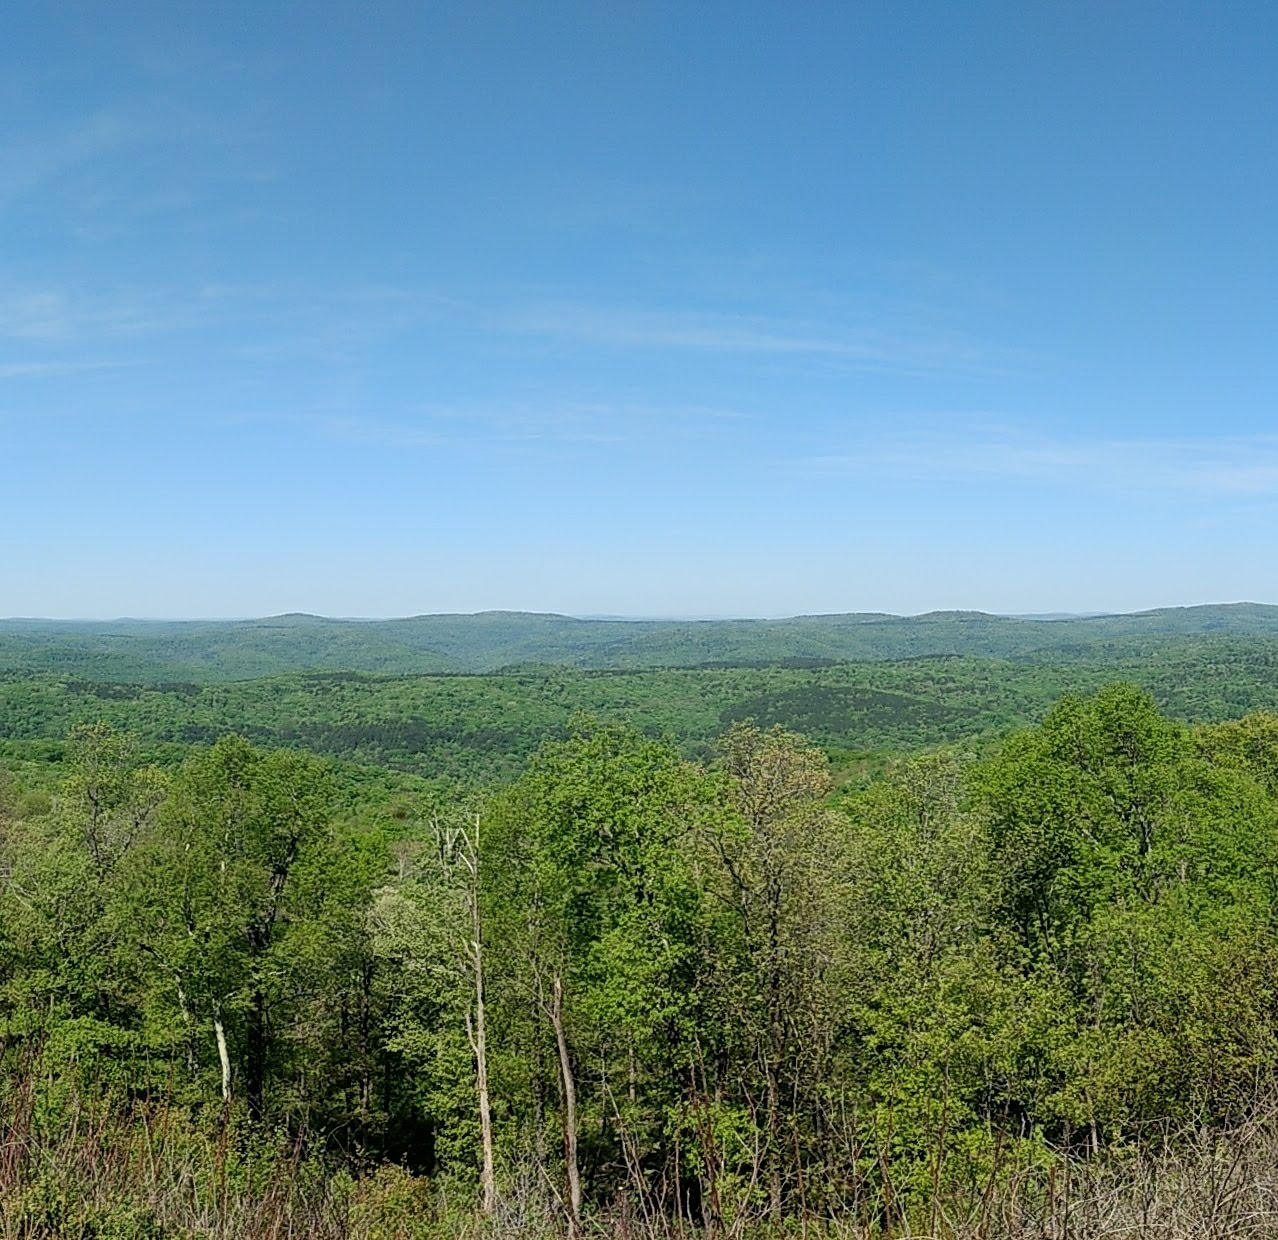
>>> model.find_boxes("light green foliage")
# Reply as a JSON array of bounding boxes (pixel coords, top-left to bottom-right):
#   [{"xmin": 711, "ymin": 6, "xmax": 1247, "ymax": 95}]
[
  {"xmin": 0, "ymin": 724, "xmax": 164, "ymax": 1074},
  {"xmin": 973, "ymin": 686, "xmax": 1278, "ymax": 1136},
  {"xmin": 115, "ymin": 737, "xmax": 394, "ymax": 1128},
  {"xmin": 60, "ymin": 722, "xmax": 168, "ymax": 874},
  {"xmin": 4, "ymin": 682, "xmax": 1278, "ymax": 1230},
  {"xmin": 370, "ymin": 825, "xmax": 484, "ymax": 1179},
  {"xmin": 483, "ymin": 721, "xmax": 724, "ymax": 1194}
]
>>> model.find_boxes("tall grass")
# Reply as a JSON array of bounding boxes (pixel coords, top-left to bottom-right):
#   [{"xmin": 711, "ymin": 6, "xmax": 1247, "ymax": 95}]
[{"xmin": 5, "ymin": 1074, "xmax": 1278, "ymax": 1238}]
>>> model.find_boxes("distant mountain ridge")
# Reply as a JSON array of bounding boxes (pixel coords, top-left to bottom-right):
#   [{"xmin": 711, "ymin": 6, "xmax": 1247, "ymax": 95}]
[{"xmin": 0, "ymin": 603, "xmax": 1276, "ymax": 684}]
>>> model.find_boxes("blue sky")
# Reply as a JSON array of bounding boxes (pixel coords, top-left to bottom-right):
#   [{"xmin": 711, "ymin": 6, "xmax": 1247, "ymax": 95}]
[{"xmin": 4, "ymin": 1, "xmax": 1277, "ymax": 618}]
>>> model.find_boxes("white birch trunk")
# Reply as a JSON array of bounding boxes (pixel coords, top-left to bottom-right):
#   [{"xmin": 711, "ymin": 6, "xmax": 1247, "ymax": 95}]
[
  {"xmin": 213, "ymin": 1000, "xmax": 232, "ymax": 1108},
  {"xmin": 464, "ymin": 822, "xmax": 497, "ymax": 1218},
  {"xmin": 551, "ymin": 973, "xmax": 582, "ymax": 1234}
]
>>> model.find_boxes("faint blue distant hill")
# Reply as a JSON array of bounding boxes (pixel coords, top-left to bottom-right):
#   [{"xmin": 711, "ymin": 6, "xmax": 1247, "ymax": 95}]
[{"xmin": 1, "ymin": 602, "xmax": 1276, "ymax": 683}]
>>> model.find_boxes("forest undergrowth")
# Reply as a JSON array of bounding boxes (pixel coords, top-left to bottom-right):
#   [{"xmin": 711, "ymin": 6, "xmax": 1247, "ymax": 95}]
[{"xmin": 6, "ymin": 1074, "xmax": 1278, "ymax": 1238}]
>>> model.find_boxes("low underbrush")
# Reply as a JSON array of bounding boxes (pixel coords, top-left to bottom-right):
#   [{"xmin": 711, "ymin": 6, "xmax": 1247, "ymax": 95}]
[{"xmin": 5, "ymin": 1082, "xmax": 1278, "ymax": 1239}]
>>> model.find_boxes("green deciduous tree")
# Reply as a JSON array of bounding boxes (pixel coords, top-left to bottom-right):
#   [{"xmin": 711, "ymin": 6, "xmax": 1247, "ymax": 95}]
[{"xmin": 124, "ymin": 736, "xmax": 336, "ymax": 1120}]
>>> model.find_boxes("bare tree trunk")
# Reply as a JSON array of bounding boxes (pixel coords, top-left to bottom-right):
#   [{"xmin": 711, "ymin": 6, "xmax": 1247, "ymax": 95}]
[
  {"xmin": 176, "ymin": 979, "xmax": 196, "ymax": 1075},
  {"xmin": 454, "ymin": 816, "xmax": 497, "ymax": 1217},
  {"xmin": 465, "ymin": 1003, "xmax": 496, "ymax": 1217},
  {"xmin": 464, "ymin": 828, "xmax": 497, "ymax": 1217},
  {"xmin": 550, "ymin": 973, "xmax": 582, "ymax": 1234},
  {"xmin": 212, "ymin": 999, "xmax": 232, "ymax": 1108}
]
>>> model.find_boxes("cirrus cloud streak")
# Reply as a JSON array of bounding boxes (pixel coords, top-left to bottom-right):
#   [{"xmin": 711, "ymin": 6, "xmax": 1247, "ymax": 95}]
[{"xmin": 800, "ymin": 428, "xmax": 1278, "ymax": 496}]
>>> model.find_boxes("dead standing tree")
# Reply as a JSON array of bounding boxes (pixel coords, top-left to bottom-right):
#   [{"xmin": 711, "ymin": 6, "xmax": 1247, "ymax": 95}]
[{"xmin": 440, "ymin": 815, "xmax": 498, "ymax": 1218}]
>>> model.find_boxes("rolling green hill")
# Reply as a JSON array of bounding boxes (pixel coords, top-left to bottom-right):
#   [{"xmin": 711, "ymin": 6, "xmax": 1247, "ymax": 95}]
[
  {"xmin": 3, "ymin": 603, "xmax": 1278, "ymax": 682},
  {"xmin": 5, "ymin": 633, "xmax": 1278, "ymax": 785}
]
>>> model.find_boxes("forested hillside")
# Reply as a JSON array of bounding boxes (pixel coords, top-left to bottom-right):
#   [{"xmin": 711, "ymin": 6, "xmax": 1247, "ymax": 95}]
[
  {"xmin": 5, "ymin": 688, "xmax": 1278, "ymax": 1236},
  {"xmin": 4, "ymin": 633, "xmax": 1278, "ymax": 786},
  {"xmin": 7, "ymin": 621, "xmax": 1278, "ymax": 1236},
  {"xmin": 4, "ymin": 603, "xmax": 1278, "ymax": 681}
]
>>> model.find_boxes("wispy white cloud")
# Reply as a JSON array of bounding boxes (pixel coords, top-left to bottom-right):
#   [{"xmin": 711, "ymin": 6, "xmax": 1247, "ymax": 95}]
[
  {"xmin": 227, "ymin": 287, "xmax": 465, "ymax": 361},
  {"xmin": 278, "ymin": 399, "xmax": 752, "ymax": 451},
  {"xmin": 0, "ymin": 271, "xmax": 1024, "ymax": 400},
  {"xmin": 799, "ymin": 428, "xmax": 1278, "ymax": 495},
  {"xmin": 199, "ymin": 271, "xmax": 1016, "ymax": 379},
  {"xmin": 0, "ymin": 280, "xmax": 461, "ymax": 374},
  {"xmin": 0, "ymin": 359, "xmax": 148, "ymax": 380},
  {"xmin": 0, "ymin": 111, "xmax": 141, "ymax": 209},
  {"xmin": 0, "ymin": 91, "xmax": 282, "ymax": 242},
  {"xmin": 0, "ymin": 287, "xmax": 194, "ymax": 343},
  {"xmin": 495, "ymin": 303, "xmax": 1028, "ymax": 375}
]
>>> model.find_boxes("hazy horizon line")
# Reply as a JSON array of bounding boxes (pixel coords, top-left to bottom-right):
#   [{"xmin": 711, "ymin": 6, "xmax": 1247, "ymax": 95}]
[{"xmin": 0, "ymin": 601, "xmax": 1270, "ymax": 625}]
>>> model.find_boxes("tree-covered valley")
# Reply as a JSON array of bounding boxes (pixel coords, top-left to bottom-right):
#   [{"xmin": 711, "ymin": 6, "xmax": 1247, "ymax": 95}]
[{"xmin": 7, "ymin": 621, "xmax": 1278, "ymax": 1235}]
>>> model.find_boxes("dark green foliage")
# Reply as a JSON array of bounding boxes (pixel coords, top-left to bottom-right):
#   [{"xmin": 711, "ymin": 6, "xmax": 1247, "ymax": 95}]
[
  {"xmin": 720, "ymin": 683, "xmax": 982, "ymax": 737},
  {"xmin": 12, "ymin": 636, "xmax": 1278, "ymax": 790}
]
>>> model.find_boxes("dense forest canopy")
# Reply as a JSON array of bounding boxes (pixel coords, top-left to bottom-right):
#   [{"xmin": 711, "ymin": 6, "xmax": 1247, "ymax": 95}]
[
  {"xmin": 7, "ymin": 625, "xmax": 1278, "ymax": 1235},
  {"xmin": 5, "ymin": 631, "xmax": 1278, "ymax": 789}
]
